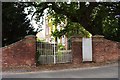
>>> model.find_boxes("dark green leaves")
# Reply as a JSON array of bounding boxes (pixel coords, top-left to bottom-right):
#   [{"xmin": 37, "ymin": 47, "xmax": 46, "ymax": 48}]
[{"xmin": 2, "ymin": 2, "xmax": 37, "ymax": 47}]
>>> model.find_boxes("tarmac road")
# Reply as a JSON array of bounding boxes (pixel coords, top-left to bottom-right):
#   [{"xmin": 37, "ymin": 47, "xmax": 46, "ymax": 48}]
[{"xmin": 2, "ymin": 63, "xmax": 118, "ymax": 78}]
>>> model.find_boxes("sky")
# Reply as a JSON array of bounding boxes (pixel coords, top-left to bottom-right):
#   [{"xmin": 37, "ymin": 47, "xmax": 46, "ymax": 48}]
[
  {"xmin": 24, "ymin": 6, "xmax": 46, "ymax": 32},
  {"xmin": 24, "ymin": 6, "xmax": 49, "ymax": 38}
]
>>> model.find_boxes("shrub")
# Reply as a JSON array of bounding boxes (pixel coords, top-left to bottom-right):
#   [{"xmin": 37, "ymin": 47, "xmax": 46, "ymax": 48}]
[{"xmin": 58, "ymin": 43, "xmax": 65, "ymax": 50}]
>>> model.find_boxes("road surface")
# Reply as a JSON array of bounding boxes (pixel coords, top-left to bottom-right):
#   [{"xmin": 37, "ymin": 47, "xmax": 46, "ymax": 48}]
[{"xmin": 2, "ymin": 63, "xmax": 118, "ymax": 78}]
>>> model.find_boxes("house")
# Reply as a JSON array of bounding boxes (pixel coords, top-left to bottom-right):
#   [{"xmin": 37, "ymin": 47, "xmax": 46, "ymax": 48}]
[{"xmin": 36, "ymin": 16, "xmax": 69, "ymax": 50}]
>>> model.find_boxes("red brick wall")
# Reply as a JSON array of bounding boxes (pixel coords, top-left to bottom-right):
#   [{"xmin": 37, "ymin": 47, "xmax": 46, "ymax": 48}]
[
  {"xmin": 92, "ymin": 36, "xmax": 118, "ymax": 63},
  {"xmin": 0, "ymin": 48, "xmax": 2, "ymax": 68},
  {"xmin": 2, "ymin": 35, "xmax": 36, "ymax": 67},
  {"xmin": 1, "ymin": 35, "xmax": 119, "ymax": 67},
  {"xmin": 72, "ymin": 35, "xmax": 119, "ymax": 64},
  {"xmin": 117, "ymin": 42, "xmax": 120, "ymax": 61},
  {"xmin": 72, "ymin": 36, "xmax": 82, "ymax": 64}
]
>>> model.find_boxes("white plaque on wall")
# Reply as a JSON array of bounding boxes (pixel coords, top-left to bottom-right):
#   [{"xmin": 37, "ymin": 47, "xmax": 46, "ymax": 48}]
[{"xmin": 82, "ymin": 37, "xmax": 92, "ymax": 61}]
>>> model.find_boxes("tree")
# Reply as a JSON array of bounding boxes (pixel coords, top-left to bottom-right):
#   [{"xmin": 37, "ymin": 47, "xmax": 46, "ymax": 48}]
[
  {"xmin": 2, "ymin": 2, "xmax": 38, "ymax": 47},
  {"xmin": 48, "ymin": 16, "xmax": 91, "ymax": 38},
  {"xmin": 31, "ymin": 2, "xmax": 120, "ymax": 41}
]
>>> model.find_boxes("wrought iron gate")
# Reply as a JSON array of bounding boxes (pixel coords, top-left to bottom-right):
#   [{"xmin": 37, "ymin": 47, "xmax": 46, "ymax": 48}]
[{"xmin": 36, "ymin": 41, "xmax": 72, "ymax": 64}]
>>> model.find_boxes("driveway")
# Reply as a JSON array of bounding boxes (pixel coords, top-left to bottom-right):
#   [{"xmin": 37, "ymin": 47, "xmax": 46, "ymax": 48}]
[{"xmin": 2, "ymin": 63, "xmax": 118, "ymax": 78}]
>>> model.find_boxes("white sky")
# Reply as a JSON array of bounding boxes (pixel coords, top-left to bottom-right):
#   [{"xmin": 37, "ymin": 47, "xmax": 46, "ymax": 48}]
[
  {"xmin": 25, "ymin": 7, "xmax": 49, "ymax": 38},
  {"xmin": 24, "ymin": 6, "xmax": 46, "ymax": 32}
]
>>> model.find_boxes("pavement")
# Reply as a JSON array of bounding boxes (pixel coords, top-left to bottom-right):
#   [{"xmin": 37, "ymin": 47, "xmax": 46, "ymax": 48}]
[{"xmin": 2, "ymin": 62, "xmax": 119, "ymax": 78}]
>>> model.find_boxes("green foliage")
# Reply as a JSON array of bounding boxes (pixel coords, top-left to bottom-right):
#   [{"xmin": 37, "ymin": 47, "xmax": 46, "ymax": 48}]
[
  {"xmin": 36, "ymin": 50, "xmax": 40, "ymax": 65},
  {"xmin": 2, "ymin": 2, "xmax": 37, "ymax": 47},
  {"xmin": 51, "ymin": 20, "xmax": 92, "ymax": 38},
  {"xmin": 65, "ymin": 21, "xmax": 92, "ymax": 38},
  {"xmin": 47, "ymin": 10, "xmax": 92, "ymax": 38},
  {"xmin": 49, "ymin": 13, "xmax": 66, "ymax": 27},
  {"xmin": 102, "ymin": 16, "xmax": 120, "ymax": 41},
  {"xmin": 91, "ymin": 2, "xmax": 120, "ymax": 41},
  {"xmin": 57, "ymin": 50, "xmax": 63, "ymax": 59},
  {"xmin": 37, "ymin": 38, "xmax": 45, "ymax": 42},
  {"xmin": 58, "ymin": 43, "xmax": 65, "ymax": 50},
  {"xmin": 32, "ymin": 2, "xmax": 120, "ymax": 42}
]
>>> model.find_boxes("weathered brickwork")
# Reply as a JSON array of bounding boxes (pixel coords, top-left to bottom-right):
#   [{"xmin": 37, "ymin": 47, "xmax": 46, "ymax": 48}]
[
  {"xmin": 71, "ymin": 36, "xmax": 82, "ymax": 64},
  {"xmin": 1, "ymin": 35, "xmax": 119, "ymax": 68},
  {"xmin": 117, "ymin": 42, "xmax": 120, "ymax": 61},
  {"xmin": 2, "ymin": 35, "xmax": 36, "ymax": 67},
  {"xmin": 72, "ymin": 35, "xmax": 119, "ymax": 64},
  {"xmin": 0, "ymin": 48, "xmax": 2, "ymax": 68},
  {"xmin": 92, "ymin": 36, "xmax": 118, "ymax": 63}
]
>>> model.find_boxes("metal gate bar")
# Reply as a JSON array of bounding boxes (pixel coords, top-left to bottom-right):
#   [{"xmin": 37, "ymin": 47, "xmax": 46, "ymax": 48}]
[{"xmin": 37, "ymin": 42, "xmax": 72, "ymax": 64}]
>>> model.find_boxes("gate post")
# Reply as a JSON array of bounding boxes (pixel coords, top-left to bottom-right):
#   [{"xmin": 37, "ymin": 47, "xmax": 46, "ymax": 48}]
[{"xmin": 71, "ymin": 36, "xmax": 82, "ymax": 64}]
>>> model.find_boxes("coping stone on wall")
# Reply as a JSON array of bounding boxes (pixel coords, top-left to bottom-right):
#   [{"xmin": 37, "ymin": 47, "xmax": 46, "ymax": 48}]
[
  {"xmin": 25, "ymin": 35, "xmax": 36, "ymax": 38},
  {"xmin": 71, "ymin": 35, "xmax": 105, "ymax": 42},
  {"xmin": 92, "ymin": 35, "xmax": 104, "ymax": 42},
  {"xmin": 92, "ymin": 35, "xmax": 104, "ymax": 37},
  {"xmin": 71, "ymin": 35, "xmax": 82, "ymax": 42},
  {"xmin": 2, "ymin": 35, "xmax": 36, "ymax": 49}
]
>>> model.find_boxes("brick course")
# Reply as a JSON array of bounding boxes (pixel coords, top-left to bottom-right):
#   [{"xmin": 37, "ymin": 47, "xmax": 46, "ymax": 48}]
[
  {"xmin": 1, "ymin": 35, "xmax": 36, "ymax": 67},
  {"xmin": 117, "ymin": 42, "xmax": 120, "ymax": 61},
  {"xmin": 1, "ymin": 35, "xmax": 119, "ymax": 68},
  {"xmin": 71, "ymin": 36, "xmax": 82, "ymax": 64}
]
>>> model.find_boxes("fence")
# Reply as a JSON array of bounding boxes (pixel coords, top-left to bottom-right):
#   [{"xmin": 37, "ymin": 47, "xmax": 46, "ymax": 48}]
[{"xmin": 36, "ymin": 42, "xmax": 72, "ymax": 64}]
